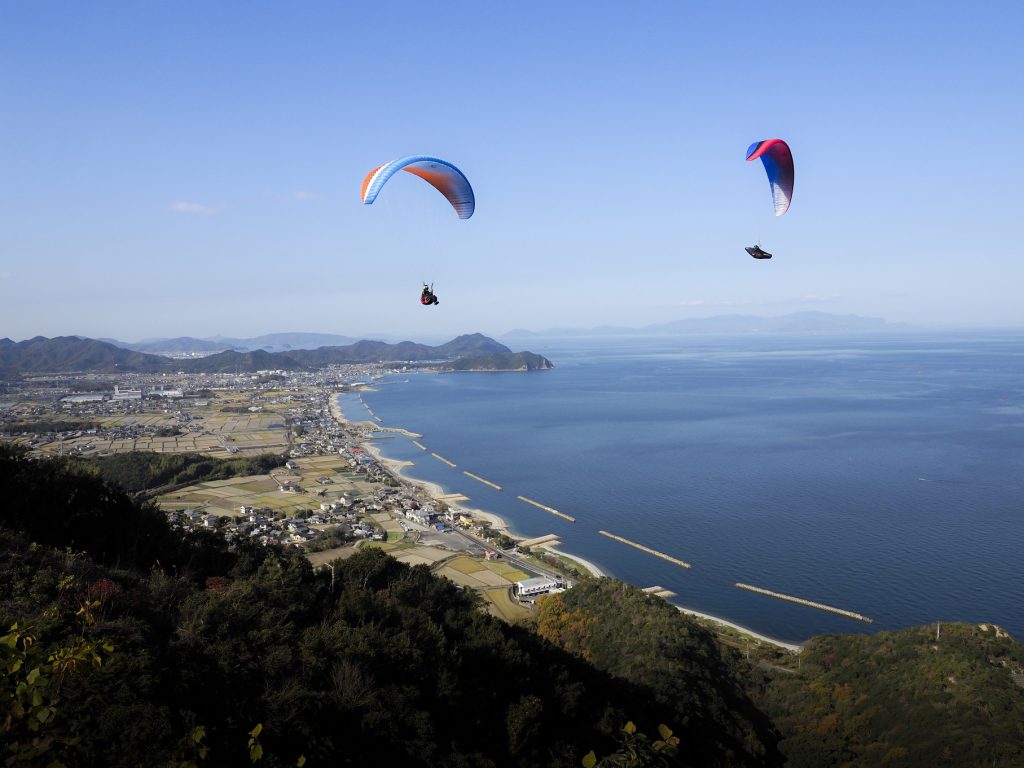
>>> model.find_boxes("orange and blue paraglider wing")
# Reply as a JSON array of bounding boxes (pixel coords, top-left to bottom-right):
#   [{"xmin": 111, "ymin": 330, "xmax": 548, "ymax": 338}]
[
  {"xmin": 360, "ymin": 156, "xmax": 475, "ymax": 219},
  {"xmin": 746, "ymin": 139, "xmax": 794, "ymax": 217}
]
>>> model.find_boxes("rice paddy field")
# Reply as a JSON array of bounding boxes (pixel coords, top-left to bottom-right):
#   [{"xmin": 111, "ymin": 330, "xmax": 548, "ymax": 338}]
[
  {"xmin": 25, "ymin": 403, "xmax": 292, "ymax": 457},
  {"xmin": 155, "ymin": 455, "xmax": 377, "ymax": 519}
]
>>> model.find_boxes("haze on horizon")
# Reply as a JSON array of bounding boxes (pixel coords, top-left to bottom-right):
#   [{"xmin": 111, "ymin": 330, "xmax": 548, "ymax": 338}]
[{"xmin": 3, "ymin": 2, "xmax": 1023, "ymax": 342}]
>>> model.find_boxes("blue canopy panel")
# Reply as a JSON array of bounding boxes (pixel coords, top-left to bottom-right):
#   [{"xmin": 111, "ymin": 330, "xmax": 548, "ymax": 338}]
[{"xmin": 361, "ymin": 155, "xmax": 475, "ymax": 219}]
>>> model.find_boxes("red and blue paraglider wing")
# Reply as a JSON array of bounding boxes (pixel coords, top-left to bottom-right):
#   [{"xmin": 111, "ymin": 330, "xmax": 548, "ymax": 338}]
[
  {"xmin": 361, "ymin": 156, "xmax": 475, "ymax": 219},
  {"xmin": 746, "ymin": 139, "xmax": 794, "ymax": 217}
]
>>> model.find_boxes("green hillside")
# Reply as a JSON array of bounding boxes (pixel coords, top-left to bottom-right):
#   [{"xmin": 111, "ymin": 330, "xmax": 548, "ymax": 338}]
[{"xmin": 755, "ymin": 625, "xmax": 1024, "ymax": 766}]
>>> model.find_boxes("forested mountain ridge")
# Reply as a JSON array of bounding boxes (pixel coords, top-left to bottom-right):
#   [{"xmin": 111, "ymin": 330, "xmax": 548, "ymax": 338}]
[
  {"xmin": 446, "ymin": 350, "xmax": 554, "ymax": 371},
  {"xmin": 0, "ymin": 334, "xmax": 553, "ymax": 375},
  {"xmin": 0, "ymin": 336, "xmax": 169, "ymax": 375}
]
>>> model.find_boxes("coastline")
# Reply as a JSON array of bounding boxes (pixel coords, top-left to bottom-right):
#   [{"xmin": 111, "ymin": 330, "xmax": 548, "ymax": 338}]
[
  {"xmin": 676, "ymin": 607, "xmax": 803, "ymax": 653},
  {"xmin": 332, "ymin": 391, "xmax": 802, "ymax": 653},
  {"xmin": 358, "ymin": 438, "xmax": 511, "ymax": 533}
]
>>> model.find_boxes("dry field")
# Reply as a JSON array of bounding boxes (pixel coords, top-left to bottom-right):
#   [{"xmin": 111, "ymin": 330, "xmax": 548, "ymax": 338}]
[
  {"xmin": 434, "ymin": 555, "xmax": 531, "ymax": 622},
  {"xmin": 155, "ymin": 456, "xmax": 374, "ymax": 518},
  {"xmin": 30, "ymin": 402, "xmax": 291, "ymax": 457}
]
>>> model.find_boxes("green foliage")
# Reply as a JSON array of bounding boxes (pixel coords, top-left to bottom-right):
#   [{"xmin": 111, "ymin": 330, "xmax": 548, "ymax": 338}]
[
  {"xmin": 536, "ymin": 579, "xmax": 779, "ymax": 766},
  {"xmin": 1, "ymin": 419, "xmax": 101, "ymax": 435},
  {"xmin": 0, "ymin": 446, "xmax": 239, "ymax": 574},
  {"xmin": 756, "ymin": 624, "xmax": 1024, "ymax": 766},
  {"xmin": 247, "ymin": 723, "xmax": 263, "ymax": 763},
  {"xmin": 73, "ymin": 450, "xmax": 284, "ymax": 494},
  {"xmin": 582, "ymin": 722, "xmax": 682, "ymax": 767},
  {"xmin": 1, "ymin": 606, "xmax": 113, "ymax": 767},
  {"xmin": 446, "ymin": 351, "xmax": 553, "ymax": 371}
]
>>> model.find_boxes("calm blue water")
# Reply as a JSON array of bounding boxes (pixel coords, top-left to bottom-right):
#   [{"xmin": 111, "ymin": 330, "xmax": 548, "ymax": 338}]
[{"xmin": 338, "ymin": 332, "xmax": 1024, "ymax": 643}]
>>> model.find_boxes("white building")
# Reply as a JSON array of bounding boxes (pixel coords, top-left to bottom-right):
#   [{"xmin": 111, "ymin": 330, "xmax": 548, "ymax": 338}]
[
  {"xmin": 514, "ymin": 577, "xmax": 562, "ymax": 599},
  {"xmin": 151, "ymin": 387, "xmax": 183, "ymax": 398}
]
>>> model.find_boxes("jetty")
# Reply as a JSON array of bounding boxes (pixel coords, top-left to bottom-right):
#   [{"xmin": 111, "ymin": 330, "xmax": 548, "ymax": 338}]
[
  {"xmin": 598, "ymin": 530, "xmax": 692, "ymax": 569},
  {"xmin": 376, "ymin": 427, "xmax": 422, "ymax": 438},
  {"xmin": 642, "ymin": 586, "xmax": 678, "ymax": 600},
  {"xmin": 436, "ymin": 492, "xmax": 470, "ymax": 504},
  {"xmin": 735, "ymin": 582, "xmax": 873, "ymax": 623},
  {"xmin": 412, "ymin": 440, "xmax": 427, "ymax": 451},
  {"xmin": 431, "ymin": 452, "xmax": 457, "ymax": 468},
  {"xmin": 517, "ymin": 495, "xmax": 576, "ymax": 523},
  {"xmin": 463, "ymin": 471, "xmax": 501, "ymax": 490},
  {"xmin": 519, "ymin": 534, "xmax": 562, "ymax": 548}
]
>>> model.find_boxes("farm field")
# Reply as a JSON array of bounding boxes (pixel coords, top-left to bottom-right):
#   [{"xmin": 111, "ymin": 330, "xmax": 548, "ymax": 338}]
[
  {"xmin": 155, "ymin": 455, "xmax": 376, "ymax": 518},
  {"xmin": 28, "ymin": 404, "xmax": 292, "ymax": 457}
]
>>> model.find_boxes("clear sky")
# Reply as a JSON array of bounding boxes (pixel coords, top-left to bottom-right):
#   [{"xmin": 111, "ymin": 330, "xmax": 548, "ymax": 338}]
[{"xmin": 2, "ymin": 1, "xmax": 1023, "ymax": 342}]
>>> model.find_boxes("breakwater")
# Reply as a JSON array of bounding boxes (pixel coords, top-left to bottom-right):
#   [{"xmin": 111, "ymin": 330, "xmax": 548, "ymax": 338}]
[
  {"xmin": 463, "ymin": 471, "xmax": 502, "ymax": 490},
  {"xmin": 366, "ymin": 426, "xmax": 423, "ymax": 438},
  {"xmin": 517, "ymin": 495, "xmax": 576, "ymax": 523},
  {"xmin": 376, "ymin": 427, "xmax": 423, "ymax": 438},
  {"xmin": 598, "ymin": 530, "xmax": 691, "ymax": 568},
  {"xmin": 412, "ymin": 440, "xmax": 427, "ymax": 450},
  {"xmin": 431, "ymin": 452, "xmax": 457, "ymax": 468},
  {"xmin": 735, "ymin": 583, "xmax": 873, "ymax": 623}
]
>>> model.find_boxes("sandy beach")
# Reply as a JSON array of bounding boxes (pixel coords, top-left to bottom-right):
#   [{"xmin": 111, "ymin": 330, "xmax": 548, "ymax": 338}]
[
  {"xmin": 541, "ymin": 544, "xmax": 606, "ymax": 578},
  {"xmin": 676, "ymin": 607, "xmax": 803, "ymax": 652},
  {"xmin": 332, "ymin": 392, "xmax": 803, "ymax": 652},
  {"xmin": 357, "ymin": 436, "xmax": 511, "ymax": 533}
]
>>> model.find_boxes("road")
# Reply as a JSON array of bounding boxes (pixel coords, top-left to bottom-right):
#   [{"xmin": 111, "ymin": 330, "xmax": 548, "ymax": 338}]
[{"xmin": 400, "ymin": 519, "xmax": 561, "ymax": 580}]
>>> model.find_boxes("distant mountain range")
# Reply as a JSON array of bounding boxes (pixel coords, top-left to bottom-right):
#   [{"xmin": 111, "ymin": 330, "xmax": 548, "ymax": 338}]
[
  {"xmin": 0, "ymin": 334, "xmax": 552, "ymax": 377},
  {"xmin": 95, "ymin": 332, "xmax": 362, "ymax": 354},
  {"xmin": 504, "ymin": 311, "xmax": 907, "ymax": 338}
]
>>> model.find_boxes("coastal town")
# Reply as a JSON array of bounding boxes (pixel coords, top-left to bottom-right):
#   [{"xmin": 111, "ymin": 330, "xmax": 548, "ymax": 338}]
[{"xmin": 0, "ymin": 363, "xmax": 582, "ymax": 623}]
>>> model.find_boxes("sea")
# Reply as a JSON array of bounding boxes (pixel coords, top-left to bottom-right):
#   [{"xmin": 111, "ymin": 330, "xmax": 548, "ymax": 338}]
[{"xmin": 337, "ymin": 332, "xmax": 1024, "ymax": 644}]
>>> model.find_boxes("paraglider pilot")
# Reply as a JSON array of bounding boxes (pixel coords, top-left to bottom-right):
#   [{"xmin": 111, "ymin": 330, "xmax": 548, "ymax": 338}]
[{"xmin": 421, "ymin": 283, "xmax": 440, "ymax": 306}]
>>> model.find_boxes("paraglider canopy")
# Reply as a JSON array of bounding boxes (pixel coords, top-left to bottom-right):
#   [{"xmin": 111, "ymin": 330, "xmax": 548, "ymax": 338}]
[
  {"xmin": 361, "ymin": 156, "xmax": 475, "ymax": 219},
  {"xmin": 746, "ymin": 139, "xmax": 794, "ymax": 217}
]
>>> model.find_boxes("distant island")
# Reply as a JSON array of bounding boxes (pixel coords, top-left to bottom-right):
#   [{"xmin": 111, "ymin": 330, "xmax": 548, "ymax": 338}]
[
  {"xmin": 504, "ymin": 310, "xmax": 909, "ymax": 338},
  {"xmin": 0, "ymin": 334, "xmax": 553, "ymax": 377}
]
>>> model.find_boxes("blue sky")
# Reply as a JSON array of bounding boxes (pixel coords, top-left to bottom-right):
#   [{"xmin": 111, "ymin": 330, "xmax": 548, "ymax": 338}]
[{"xmin": 2, "ymin": 1, "xmax": 1023, "ymax": 341}]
